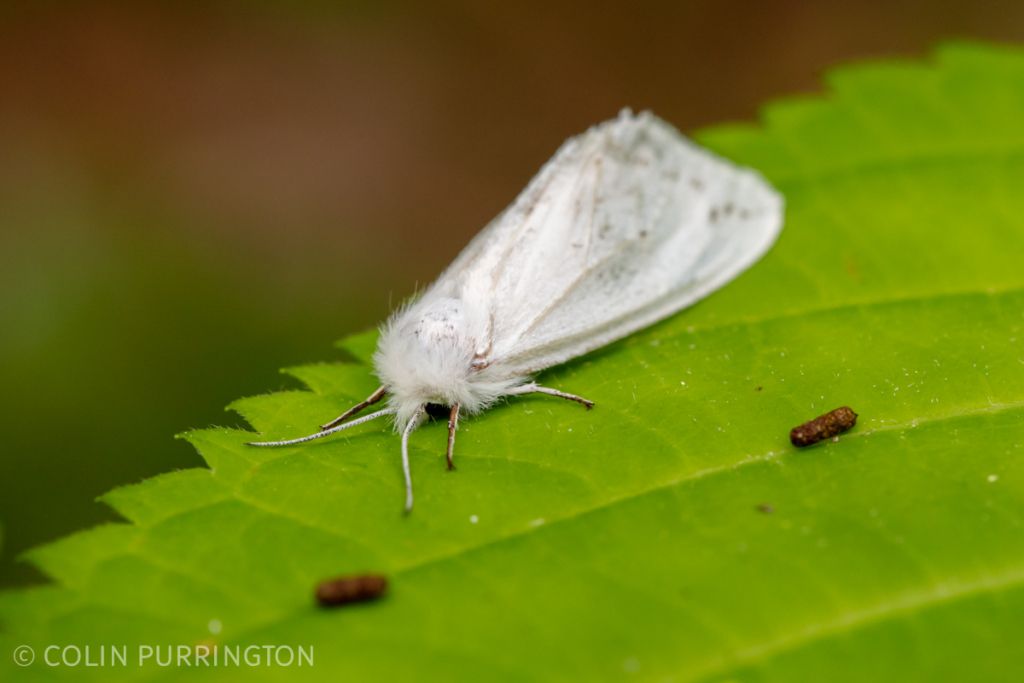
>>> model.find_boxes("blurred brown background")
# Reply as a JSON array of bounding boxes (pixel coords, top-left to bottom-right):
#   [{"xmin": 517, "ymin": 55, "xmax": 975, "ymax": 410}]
[{"xmin": 1, "ymin": 0, "xmax": 1022, "ymax": 586}]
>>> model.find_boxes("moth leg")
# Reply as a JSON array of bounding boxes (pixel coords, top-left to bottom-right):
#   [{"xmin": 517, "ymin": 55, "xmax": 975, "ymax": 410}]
[
  {"xmin": 402, "ymin": 406, "xmax": 426, "ymax": 513},
  {"xmin": 446, "ymin": 403, "xmax": 461, "ymax": 471},
  {"xmin": 320, "ymin": 385, "xmax": 387, "ymax": 431},
  {"xmin": 507, "ymin": 382, "xmax": 595, "ymax": 410}
]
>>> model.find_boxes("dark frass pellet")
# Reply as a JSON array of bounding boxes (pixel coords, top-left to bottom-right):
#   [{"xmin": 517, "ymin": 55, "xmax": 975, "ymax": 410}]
[
  {"xmin": 790, "ymin": 406, "xmax": 858, "ymax": 447},
  {"xmin": 315, "ymin": 574, "xmax": 388, "ymax": 608}
]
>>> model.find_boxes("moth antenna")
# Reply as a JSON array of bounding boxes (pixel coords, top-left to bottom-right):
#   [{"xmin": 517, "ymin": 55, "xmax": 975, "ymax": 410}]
[
  {"xmin": 247, "ymin": 407, "xmax": 395, "ymax": 447},
  {"xmin": 402, "ymin": 405, "xmax": 427, "ymax": 513}
]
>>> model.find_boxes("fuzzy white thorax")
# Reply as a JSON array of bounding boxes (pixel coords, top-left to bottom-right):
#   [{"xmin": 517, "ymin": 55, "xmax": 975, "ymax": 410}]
[{"xmin": 374, "ymin": 295, "xmax": 525, "ymax": 431}]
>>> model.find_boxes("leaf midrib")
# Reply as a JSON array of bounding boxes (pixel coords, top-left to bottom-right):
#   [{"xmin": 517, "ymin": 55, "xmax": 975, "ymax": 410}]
[{"xmin": 685, "ymin": 565, "xmax": 1024, "ymax": 683}]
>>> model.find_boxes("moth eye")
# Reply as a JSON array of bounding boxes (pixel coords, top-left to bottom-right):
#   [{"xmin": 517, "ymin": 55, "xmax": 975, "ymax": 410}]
[{"xmin": 424, "ymin": 403, "xmax": 451, "ymax": 419}]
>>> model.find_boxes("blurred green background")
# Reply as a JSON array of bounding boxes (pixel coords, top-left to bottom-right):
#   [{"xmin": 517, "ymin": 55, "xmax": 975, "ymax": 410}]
[{"xmin": 1, "ymin": 0, "xmax": 1022, "ymax": 587}]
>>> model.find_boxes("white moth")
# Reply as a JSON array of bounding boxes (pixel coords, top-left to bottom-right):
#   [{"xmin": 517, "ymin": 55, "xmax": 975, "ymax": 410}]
[{"xmin": 250, "ymin": 109, "xmax": 783, "ymax": 511}]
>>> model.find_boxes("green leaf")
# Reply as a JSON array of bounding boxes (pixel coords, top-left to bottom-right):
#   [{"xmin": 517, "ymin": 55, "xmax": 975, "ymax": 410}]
[{"xmin": 4, "ymin": 42, "xmax": 1024, "ymax": 682}]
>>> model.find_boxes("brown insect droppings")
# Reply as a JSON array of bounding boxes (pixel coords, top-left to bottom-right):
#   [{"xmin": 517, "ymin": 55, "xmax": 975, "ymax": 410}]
[
  {"xmin": 755, "ymin": 503, "xmax": 774, "ymax": 514},
  {"xmin": 790, "ymin": 406, "xmax": 858, "ymax": 447},
  {"xmin": 755, "ymin": 385, "xmax": 763, "ymax": 392},
  {"xmin": 316, "ymin": 574, "xmax": 388, "ymax": 608}
]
